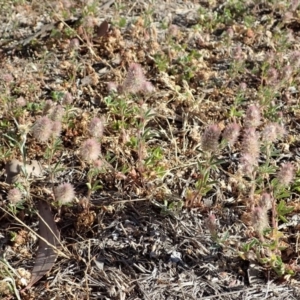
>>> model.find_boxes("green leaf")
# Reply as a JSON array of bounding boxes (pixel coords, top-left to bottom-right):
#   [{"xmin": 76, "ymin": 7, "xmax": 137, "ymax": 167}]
[
  {"xmin": 119, "ymin": 17, "xmax": 127, "ymax": 28},
  {"xmin": 242, "ymin": 238, "xmax": 259, "ymax": 252},
  {"xmin": 277, "ymin": 200, "xmax": 294, "ymax": 223}
]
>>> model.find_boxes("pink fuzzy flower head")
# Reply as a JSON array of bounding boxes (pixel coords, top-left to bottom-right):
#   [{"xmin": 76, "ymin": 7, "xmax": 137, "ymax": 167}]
[
  {"xmin": 226, "ymin": 27, "xmax": 234, "ymax": 38},
  {"xmin": 62, "ymin": 0, "xmax": 72, "ymax": 9},
  {"xmin": 290, "ymin": 51, "xmax": 300, "ymax": 69},
  {"xmin": 2, "ymin": 73, "xmax": 14, "ymax": 83},
  {"xmin": 121, "ymin": 63, "xmax": 147, "ymax": 94},
  {"xmin": 266, "ymin": 67, "xmax": 279, "ymax": 85},
  {"xmin": 239, "ymin": 128, "xmax": 260, "ymax": 176},
  {"xmin": 32, "ymin": 116, "xmax": 53, "ymax": 142},
  {"xmin": 89, "ymin": 117, "xmax": 104, "ymax": 138},
  {"xmin": 206, "ymin": 213, "xmax": 217, "ymax": 238},
  {"xmin": 281, "ymin": 65, "xmax": 293, "ymax": 81},
  {"xmin": 49, "ymin": 105, "xmax": 65, "ymax": 121},
  {"xmin": 93, "ymin": 159, "xmax": 105, "ymax": 171},
  {"xmin": 51, "ymin": 121, "xmax": 62, "ymax": 138},
  {"xmin": 69, "ymin": 38, "xmax": 80, "ymax": 50},
  {"xmin": 290, "ymin": 0, "xmax": 300, "ymax": 11},
  {"xmin": 7, "ymin": 188, "xmax": 22, "ymax": 204},
  {"xmin": 262, "ymin": 122, "xmax": 285, "ymax": 143},
  {"xmin": 107, "ymin": 82, "xmax": 119, "ymax": 93},
  {"xmin": 79, "ymin": 138, "xmax": 100, "ymax": 161},
  {"xmin": 141, "ymin": 81, "xmax": 155, "ymax": 93},
  {"xmin": 15, "ymin": 96, "xmax": 26, "ymax": 107},
  {"xmin": 233, "ymin": 45, "xmax": 243, "ymax": 61},
  {"xmin": 201, "ymin": 124, "xmax": 221, "ymax": 152},
  {"xmin": 241, "ymin": 128, "xmax": 260, "ymax": 159},
  {"xmin": 168, "ymin": 24, "xmax": 179, "ymax": 37},
  {"xmin": 277, "ymin": 162, "xmax": 294, "ymax": 186},
  {"xmin": 239, "ymin": 153, "xmax": 257, "ymax": 176},
  {"xmin": 252, "ymin": 206, "xmax": 269, "ymax": 235},
  {"xmin": 222, "ymin": 123, "xmax": 240, "ymax": 146},
  {"xmin": 54, "ymin": 183, "xmax": 75, "ymax": 205},
  {"xmin": 244, "ymin": 104, "xmax": 261, "ymax": 128},
  {"xmin": 62, "ymin": 92, "xmax": 73, "ymax": 105},
  {"xmin": 238, "ymin": 82, "xmax": 247, "ymax": 92}
]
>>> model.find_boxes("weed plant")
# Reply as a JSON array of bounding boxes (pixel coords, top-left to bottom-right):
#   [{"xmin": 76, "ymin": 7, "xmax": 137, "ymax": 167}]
[{"xmin": 0, "ymin": 0, "xmax": 300, "ymax": 297}]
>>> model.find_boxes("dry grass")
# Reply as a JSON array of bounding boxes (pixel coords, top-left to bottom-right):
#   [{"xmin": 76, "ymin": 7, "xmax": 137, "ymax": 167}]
[{"xmin": 1, "ymin": 0, "xmax": 300, "ymax": 299}]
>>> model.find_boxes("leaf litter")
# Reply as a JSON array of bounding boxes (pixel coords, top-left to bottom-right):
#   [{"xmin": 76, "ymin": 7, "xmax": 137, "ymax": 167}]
[
  {"xmin": 24, "ymin": 200, "xmax": 60, "ymax": 290},
  {"xmin": 0, "ymin": 0, "xmax": 300, "ymax": 299}
]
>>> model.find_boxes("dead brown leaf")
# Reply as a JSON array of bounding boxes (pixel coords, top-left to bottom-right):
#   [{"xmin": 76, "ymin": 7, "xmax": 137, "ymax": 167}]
[
  {"xmin": 25, "ymin": 201, "xmax": 59, "ymax": 289},
  {"xmin": 96, "ymin": 20, "xmax": 109, "ymax": 38}
]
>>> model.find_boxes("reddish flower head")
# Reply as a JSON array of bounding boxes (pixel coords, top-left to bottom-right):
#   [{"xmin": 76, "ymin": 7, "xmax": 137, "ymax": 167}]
[
  {"xmin": 32, "ymin": 116, "xmax": 53, "ymax": 142},
  {"xmin": 89, "ymin": 117, "xmax": 104, "ymax": 138},
  {"xmin": 244, "ymin": 104, "xmax": 261, "ymax": 128},
  {"xmin": 7, "ymin": 188, "xmax": 22, "ymax": 204},
  {"xmin": 241, "ymin": 128, "xmax": 260, "ymax": 159},
  {"xmin": 79, "ymin": 138, "xmax": 101, "ymax": 161},
  {"xmin": 54, "ymin": 183, "xmax": 75, "ymax": 205},
  {"xmin": 277, "ymin": 162, "xmax": 294, "ymax": 186},
  {"xmin": 252, "ymin": 206, "xmax": 269, "ymax": 235},
  {"xmin": 222, "ymin": 123, "xmax": 240, "ymax": 146},
  {"xmin": 201, "ymin": 124, "xmax": 221, "ymax": 152},
  {"xmin": 262, "ymin": 122, "xmax": 285, "ymax": 143},
  {"xmin": 121, "ymin": 63, "xmax": 148, "ymax": 94}
]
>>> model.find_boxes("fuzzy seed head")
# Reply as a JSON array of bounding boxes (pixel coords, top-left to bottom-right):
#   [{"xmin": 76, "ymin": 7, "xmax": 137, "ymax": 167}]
[
  {"xmin": 54, "ymin": 183, "xmax": 75, "ymax": 205},
  {"xmin": 79, "ymin": 138, "xmax": 100, "ymax": 161},
  {"xmin": 62, "ymin": 0, "xmax": 72, "ymax": 9},
  {"xmin": 141, "ymin": 81, "xmax": 155, "ymax": 93},
  {"xmin": 252, "ymin": 206, "xmax": 269, "ymax": 235},
  {"xmin": 290, "ymin": 0, "xmax": 300, "ymax": 11},
  {"xmin": 201, "ymin": 124, "xmax": 221, "ymax": 152},
  {"xmin": 62, "ymin": 92, "xmax": 73, "ymax": 105},
  {"xmin": 7, "ymin": 188, "xmax": 22, "ymax": 204},
  {"xmin": 2, "ymin": 73, "xmax": 14, "ymax": 83},
  {"xmin": 69, "ymin": 38, "xmax": 80, "ymax": 50},
  {"xmin": 239, "ymin": 153, "xmax": 257, "ymax": 176},
  {"xmin": 239, "ymin": 128, "xmax": 260, "ymax": 176},
  {"xmin": 241, "ymin": 128, "xmax": 260, "ymax": 159},
  {"xmin": 266, "ymin": 67, "xmax": 278, "ymax": 85},
  {"xmin": 233, "ymin": 45, "xmax": 243, "ymax": 60},
  {"xmin": 32, "ymin": 116, "xmax": 53, "ymax": 142},
  {"xmin": 49, "ymin": 105, "xmax": 65, "ymax": 121},
  {"xmin": 83, "ymin": 15, "xmax": 97, "ymax": 29},
  {"xmin": 222, "ymin": 123, "xmax": 240, "ymax": 146},
  {"xmin": 281, "ymin": 65, "xmax": 293, "ymax": 81},
  {"xmin": 51, "ymin": 121, "xmax": 62, "ymax": 138},
  {"xmin": 262, "ymin": 122, "xmax": 285, "ymax": 143},
  {"xmin": 290, "ymin": 50, "xmax": 300, "ymax": 68},
  {"xmin": 277, "ymin": 162, "xmax": 294, "ymax": 186},
  {"xmin": 15, "ymin": 96, "xmax": 26, "ymax": 107},
  {"xmin": 206, "ymin": 213, "xmax": 217, "ymax": 237},
  {"xmin": 107, "ymin": 82, "xmax": 119, "ymax": 93},
  {"xmin": 89, "ymin": 117, "xmax": 104, "ymax": 138},
  {"xmin": 93, "ymin": 159, "xmax": 105, "ymax": 170},
  {"xmin": 244, "ymin": 105, "xmax": 261, "ymax": 128},
  {"xmin": 121, "ymin": 63, "xmax": 147, "ymax": 94},
  {"xmin": 226, "ymin": 27, "xmax": 234, "ymax": 38},
  {"xmin": 239, "ymin": 82, "xmax": 247, "ymax": 92},
  {"xmin": 168, "ymin": 24, "xmax": 179, "ymax": 37}
]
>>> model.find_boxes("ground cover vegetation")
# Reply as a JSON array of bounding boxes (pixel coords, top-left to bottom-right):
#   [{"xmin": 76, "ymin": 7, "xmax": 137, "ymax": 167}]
[{"xmin": 1, "ymin": 0, "xmax": 300, "ymax": 299}]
